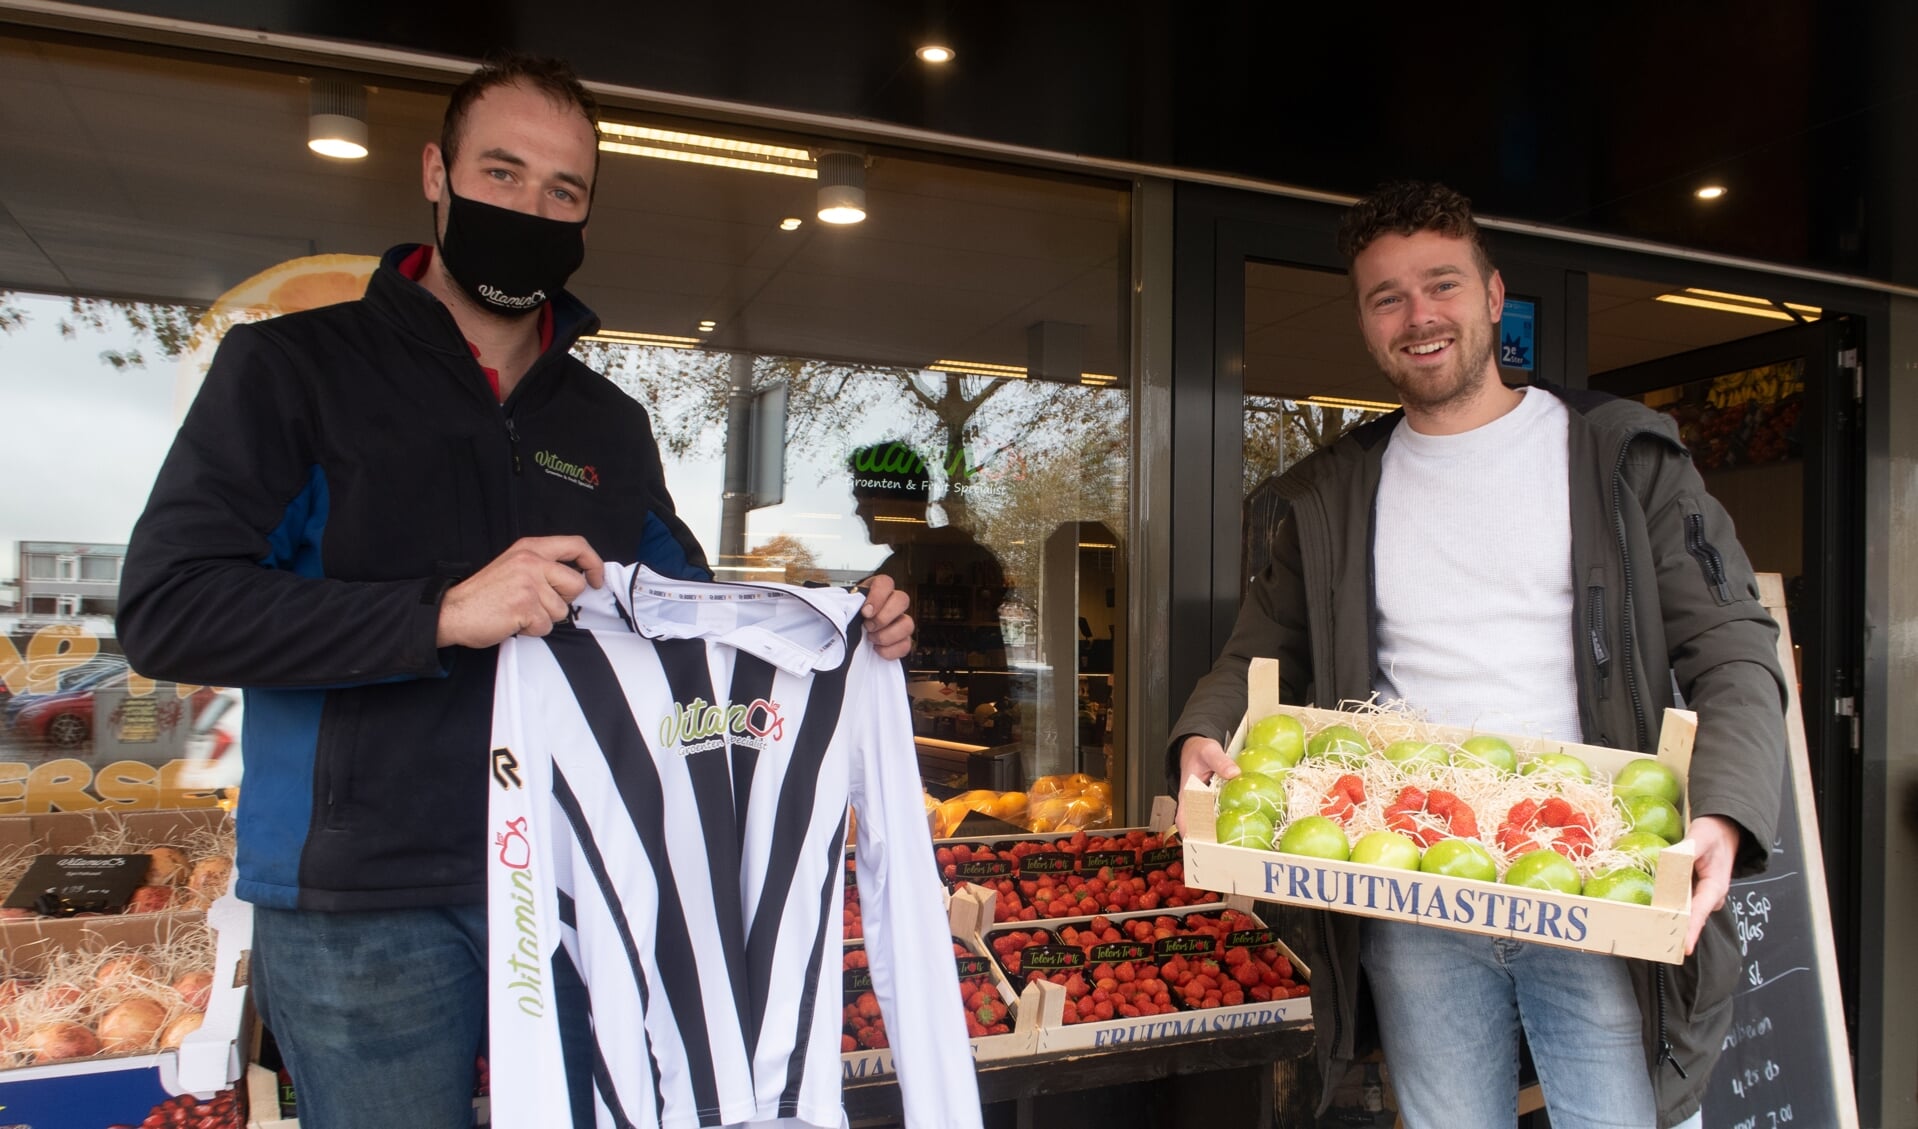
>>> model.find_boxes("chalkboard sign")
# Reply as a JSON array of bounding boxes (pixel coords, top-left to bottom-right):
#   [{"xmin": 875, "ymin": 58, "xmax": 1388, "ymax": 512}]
[{"xmin": 1705, "ymin": 575, "xmax": 1857, "ymax": 1129}]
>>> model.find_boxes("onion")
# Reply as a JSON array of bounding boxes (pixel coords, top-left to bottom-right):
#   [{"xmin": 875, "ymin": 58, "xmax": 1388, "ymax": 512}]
[
  {"xmin": 159, "ymin": 1009, "xmax": 204, "ymax": 1049},
  {"xmin": 187, "ymin": 856, "xmax": 232, "ymax": 899},
  {"xmin": 26, "ymin": 1020, "xmax": 100, "ymax": 1062},
  {"xmin": 146, "ymin": 847, "xmax": 191, "ymax": 886},
  {"xmin": 126, "ymin": 884, "xmax": 175, "ymax": 914},
  {"xmin": 0, "ymin": 977, "xmax": 31, "ymax": 1007},
  {"xmin": 40, "ymin": 980, "xmax": 86, "ymax": 1009},
  {"xmin": 96, "ymin": 954, "xmax": 160, "ymax": 987},
  {"xmin": 98, "ymin": 998, "xmax": 166, "ymax": 1052},
  {"xmin": 172, "ymin": 970, "xmax": 214, "ymax": 1010}
]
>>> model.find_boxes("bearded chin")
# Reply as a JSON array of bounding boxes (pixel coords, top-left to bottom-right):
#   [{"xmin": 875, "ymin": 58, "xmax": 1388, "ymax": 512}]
[{"xmin": 1382, "ymin": 331, "xmax": 1499, "ymax": 411}]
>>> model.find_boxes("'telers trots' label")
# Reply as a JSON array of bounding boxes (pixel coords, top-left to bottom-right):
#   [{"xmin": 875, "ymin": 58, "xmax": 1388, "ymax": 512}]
[
  {"xmin": 955, "ymin": 857, "xmax": 1014, "ymax": 879},
  {"xmin": 1152, "ymin": 935, "xmax": 1214, "ymax": 958},
  {"xmin": 1018, "ymin": 852, "xmax": 1073, "ymax": 875},
  {"xmin": 1022, "ymin": 945, "xmax": 1086, "ymax": 970},
  {"xmin": 1142, "ymin": 846, "xmax": 1183, "ymax": 868},
  {"xmin": 843, "ymin": 967, "xmax": 874, "ymax": 997},
  {"xmin": 1087, "ymin": 941, "xmax": 1150, "ymax": 964},
  {"xmin": 955, "ymin": 956, "xmax": 993, "ymax": 979},
  {"xmin": 1079, "ymin": 850, "xmax": 1136, "ymax": 873},
  {"xmin": 1227, "ymin": 928, "xmax": 1277, "ymax": 949}
]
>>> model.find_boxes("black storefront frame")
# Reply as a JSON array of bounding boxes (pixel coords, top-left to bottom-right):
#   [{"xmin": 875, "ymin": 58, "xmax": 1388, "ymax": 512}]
[{"xmin": 1166, "ymin": 181, "xmax": 1891, "ymax": 1112}]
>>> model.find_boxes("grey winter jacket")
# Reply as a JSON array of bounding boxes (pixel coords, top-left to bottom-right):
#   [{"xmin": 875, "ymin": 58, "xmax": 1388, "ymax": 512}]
[{"xmin": 1168, "ymin": 383, "xmax": 1788, "ymax": 1127}]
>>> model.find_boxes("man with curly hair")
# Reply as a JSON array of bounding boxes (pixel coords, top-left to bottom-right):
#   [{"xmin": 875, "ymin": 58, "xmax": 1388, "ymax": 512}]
[{"xmin": 1172, "ymin": 181, "xmax": 1787, "ymax": 1128}]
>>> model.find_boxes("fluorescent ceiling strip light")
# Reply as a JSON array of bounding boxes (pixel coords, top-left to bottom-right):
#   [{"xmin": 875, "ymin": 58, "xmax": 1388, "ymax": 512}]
[
  {"xmin": 1078, "ymin": 542, "xmax": 1118, "ymax": 549},
  {"xmin": 872, "ymin": 515, "xmax": 928, "ymax": 524},
  {"xmin": 1301, "ymin": 394, "xmax": 1400, "ymax": 412},
  {"xmin": 1079, "ymin": 372, "xmax": 1118, "ymax": 384},
  {"xmin": 591, "ymin": 329, "xmax": 703, "ymax": 346},
  {"xmin": 598, "ymin": 121, "xmax": 814, "ymax": 161},
  {"xmin": 928, "ymin": 359, "xmax": 1028, "ymax": 378},
  {"xmin": 598, "ymin": 139, "xmax": 818, "ymax": 178},
  {"xmin": 1654, "ymin": 294, "xmax": 1805, "ymax": 322},
  {"xmin": 1679, "ymin": 288, "xmax": 1821, "ymax": 316}
]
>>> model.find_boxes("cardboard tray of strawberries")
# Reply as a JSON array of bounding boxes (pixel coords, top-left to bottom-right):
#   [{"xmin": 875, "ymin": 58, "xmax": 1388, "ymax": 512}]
[
  {"xmin": 840, "ymin": 888, "xmax": 1038, "ymax": 1081},
  {"xmin": 1181, "ymin": 658, "xmax": 1698, "ymax": 964},
  {"xmin": 977, "ymin": 897, "xmax": 1311, "ymax": 1055}
]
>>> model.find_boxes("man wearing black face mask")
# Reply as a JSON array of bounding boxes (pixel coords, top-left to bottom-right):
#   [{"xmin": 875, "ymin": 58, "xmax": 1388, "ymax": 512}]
[{"xmin": 117, "ymin": 55, "xmax": 916, "ymax": 1129}]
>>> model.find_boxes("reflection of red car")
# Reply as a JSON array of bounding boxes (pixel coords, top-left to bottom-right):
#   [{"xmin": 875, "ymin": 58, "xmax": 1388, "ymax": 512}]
[{"xmin": 7, "ymin": 665, "xmax": 215, "ymax": 752}]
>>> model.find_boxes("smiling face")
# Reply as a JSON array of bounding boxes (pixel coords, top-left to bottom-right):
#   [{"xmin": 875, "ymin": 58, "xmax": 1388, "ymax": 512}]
[{"xmin": 1351, "ymin": 229, "xmax": 1506, "ymax": 420}]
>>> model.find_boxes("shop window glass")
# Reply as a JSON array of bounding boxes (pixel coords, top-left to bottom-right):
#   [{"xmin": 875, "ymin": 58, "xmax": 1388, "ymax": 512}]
[{"xmin": 0, "ymin": 35, "xmax": 1132, "ymax": 827}]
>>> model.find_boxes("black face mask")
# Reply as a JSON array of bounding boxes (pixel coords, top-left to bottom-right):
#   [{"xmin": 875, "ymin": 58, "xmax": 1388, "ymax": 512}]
[{"xmin": 435, "ymin": 178, "xmax": 586, "ymax": 318}]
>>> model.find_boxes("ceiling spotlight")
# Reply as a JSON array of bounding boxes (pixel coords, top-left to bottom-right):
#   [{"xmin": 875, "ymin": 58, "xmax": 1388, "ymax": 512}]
[
  {"xmin": 308, "ymin": 78, "xmax": 369, "ymax": 160},
  {"xmin": 697, "ymin": 320, "xmax": 717, "ymax": 332},
  {"xmin": 916, "ymin": 44, "xmax": 955, "ymax": 63},
  {"xmin": 1694, "ymin": 185, "xmax": 1727, "ymax": 200},
  {"xmin": 814, "ymin": 149, "xmax": 868, "ymax": 225},
  {"xmin": 779, "ymin": 217, "xmax": 803, "ymax": 231}
]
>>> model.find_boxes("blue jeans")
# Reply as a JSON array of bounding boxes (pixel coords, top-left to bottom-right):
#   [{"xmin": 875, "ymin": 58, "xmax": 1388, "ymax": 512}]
[
  {"xmin": 253, "ymin": 905, "xmax": 490, "ymax": 1129},
  {"xmin": 1363, "ymin": 920, "xmax": 1656, "ymax": 1129}
]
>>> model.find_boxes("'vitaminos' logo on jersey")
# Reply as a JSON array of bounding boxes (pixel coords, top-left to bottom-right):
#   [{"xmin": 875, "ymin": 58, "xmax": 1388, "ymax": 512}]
[
  {"xmin": 533, "ymin": 449, "xmax": 600, "ymax": 490},
  {"xmin": 658, "ymin": 696, "xmax": 785, "ymax": 756},
  {"xmin": 494, "ymin": 817, "xmax": 546, "ymax": 1018}
]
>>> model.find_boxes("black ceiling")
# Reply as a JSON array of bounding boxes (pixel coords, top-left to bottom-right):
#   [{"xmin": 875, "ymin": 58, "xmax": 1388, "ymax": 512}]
[{"xmin": 27, "ymin": 0, "xmax": 1918, "ymax": 290}]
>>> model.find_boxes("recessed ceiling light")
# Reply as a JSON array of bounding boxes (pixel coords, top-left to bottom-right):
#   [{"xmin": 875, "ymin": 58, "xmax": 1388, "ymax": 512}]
[
  {"xmin": 779, "ymin": 217, "xmax": 802, "ymax": 231},
  {"xmin": 1695, "ymin": 185, "xmax": 1727, "ymax": 200},
  {"xmin": 916, "ymin": 44, "xmax": 955, "ymax": 64},
  {"xmin": 697, "ymin": 320, "xmax": 717, "ymax": 332}
]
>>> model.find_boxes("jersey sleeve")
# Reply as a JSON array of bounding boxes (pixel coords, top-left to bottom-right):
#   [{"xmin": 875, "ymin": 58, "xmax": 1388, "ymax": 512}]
[
  {"xmin": 848, "ymin": 647, "xmax": 983, "ymax": 1129},
  {"xmin": 486, "ymin": 637, "xmax": 573, "ymax": 1129}
]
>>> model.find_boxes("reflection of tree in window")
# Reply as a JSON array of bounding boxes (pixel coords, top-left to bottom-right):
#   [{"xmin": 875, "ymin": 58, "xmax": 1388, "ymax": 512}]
[{"xmin": 1242, "ymin": 398, "xmax": 1375, "ymax": 494}]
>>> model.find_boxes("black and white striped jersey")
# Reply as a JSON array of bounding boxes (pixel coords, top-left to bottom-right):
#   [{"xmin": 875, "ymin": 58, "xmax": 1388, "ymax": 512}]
[{"xmin": 487, "ymin": 564, "xmax": 981, "ymax": 1129}]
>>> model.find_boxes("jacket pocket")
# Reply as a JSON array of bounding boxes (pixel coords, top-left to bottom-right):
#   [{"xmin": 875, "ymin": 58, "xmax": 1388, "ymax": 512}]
[
  {"xmin": 1681, "ymin": 502, "xmax": 1735, "ymax": 606},
  {"xmin": 313, "ymin": 690, "xmax": 363, "ymax": 831},
  {"xmin": 1586, "ymin": 568, "xmax": 1611, "ymax": 702}
]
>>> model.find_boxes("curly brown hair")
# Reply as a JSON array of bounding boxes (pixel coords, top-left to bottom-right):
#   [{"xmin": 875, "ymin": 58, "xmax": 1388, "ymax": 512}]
[
  {"xmin": 1336, "ymin": 180, "xmax": 1493, "ymax": 279},
  {"xmin": 440, "ymin": 53, "xmax": 600, "ymax": 188}
]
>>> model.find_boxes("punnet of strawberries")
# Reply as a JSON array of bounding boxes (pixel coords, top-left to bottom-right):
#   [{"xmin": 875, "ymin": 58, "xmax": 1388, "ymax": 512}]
[{"xmin": 987, "ymin": 909, "xmax": 1307, "ymax": 1025}]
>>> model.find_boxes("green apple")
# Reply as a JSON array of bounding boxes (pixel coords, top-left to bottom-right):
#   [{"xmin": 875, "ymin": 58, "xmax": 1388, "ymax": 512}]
[
  {"xmin": 1233, "ymin": 745, "xmax": 1296, "ymax": 778},
  {"xmin": 1612, "ymin": 760, "xmax": 1684, "ymax": 807},
  {"xmin": 1215, "ymin": 810, "xmax": 1275, "ymax": 850},
  {"xmin": 1620, "ymin": 794, "xmax": 1685, "ymax": 844},
  {"xmin": 1452, "ymin": 735, "xmax": 1518, "ymax": 774},
  {"xmin": 1501, "ymin": 848, "xmax": 1582, "ymax": 894},
  {"xmin": 1612, "ymin": 830, "xmax": 1669, "ymax": 868},
  {"xmin": 1306, "ymin": 724, "xmax": 1372, "ymax": 764},
  {"xmin": 1243, "ymin": 713, "xmax": 1307, "ymax": 768},
  {"xmin": 1582, "ymin": 868, "xmax": 1655, "ymax": 905},
  {"xmin": 1382, "ymin": 739, "xmax": 1447, "ymax": 768},
  {"xmin": 1349, "ymin": 830, "xmax": 1422, "ymax": 871},
  {"xmin": 1277, "ymin": 815, "xmax": 1351, "ymax": 861},
  {"xmin": 1520, "ymin": 751, "xmax": 1594, "ymax": 783},
  {"xmin": 1419, "ymin": 839, "xmax": 1497, "ymax": 882},
  {"xmin": 1217, "ymin": 772, "xmax": 1287, "ymax": 822}
]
